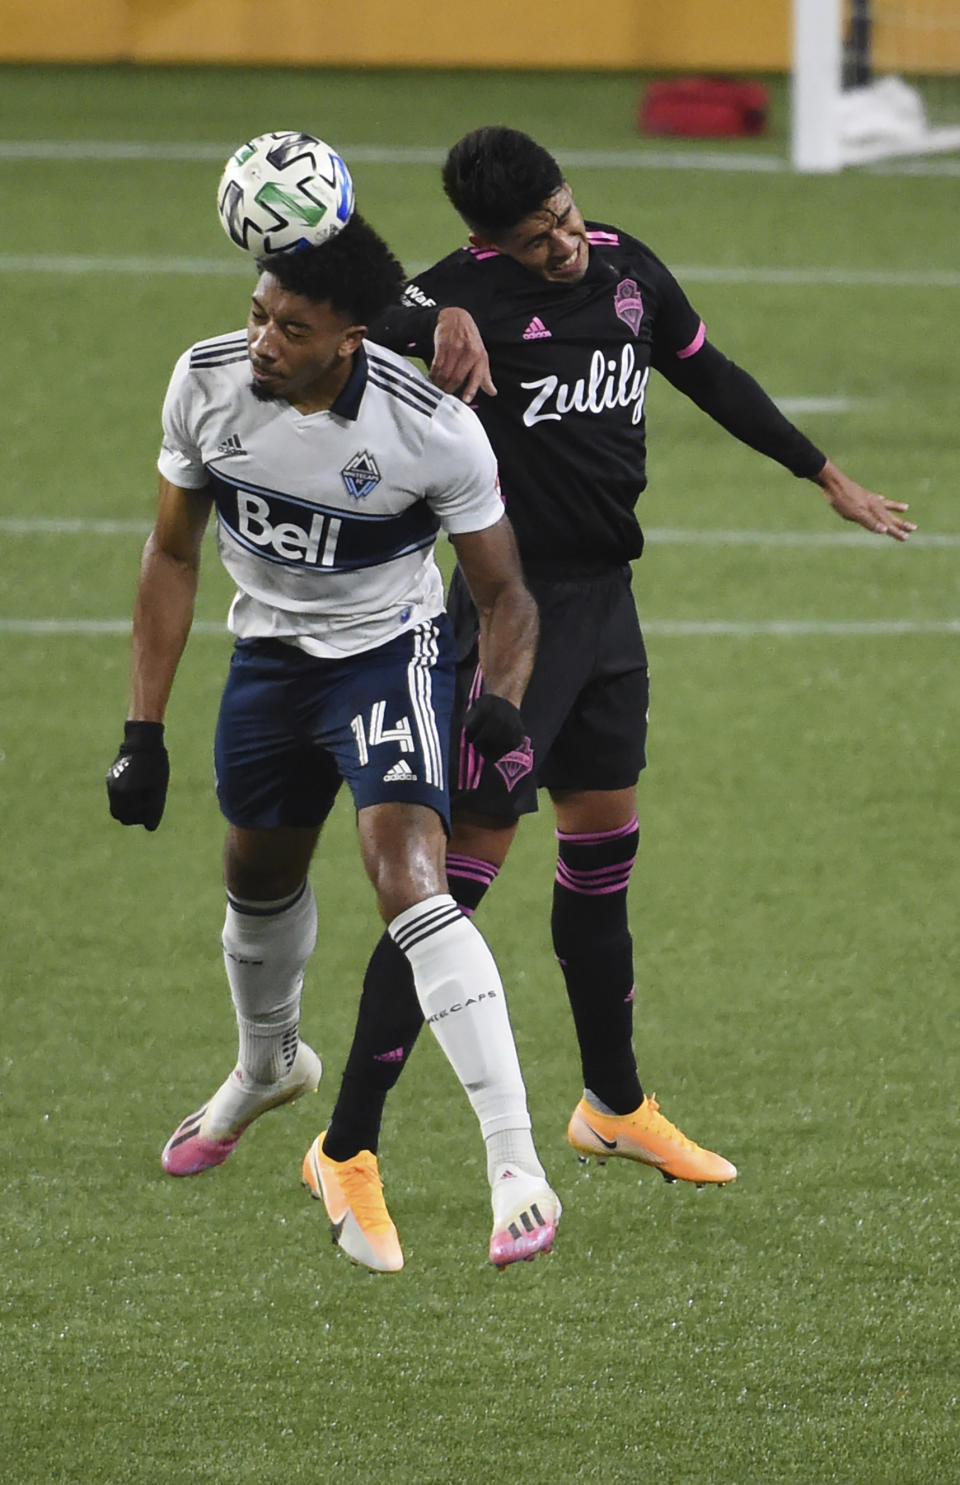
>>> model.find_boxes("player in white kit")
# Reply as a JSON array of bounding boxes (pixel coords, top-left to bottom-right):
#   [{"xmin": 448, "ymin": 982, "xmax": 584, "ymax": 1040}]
[{"xmin": 106, "ymin": 214, "xmax": 559, "ymax": 1271}]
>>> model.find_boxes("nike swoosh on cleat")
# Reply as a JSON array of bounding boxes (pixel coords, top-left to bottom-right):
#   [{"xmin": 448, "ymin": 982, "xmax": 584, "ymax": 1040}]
[{"xmin": 583, "ymin": 1123, "xmax": 618, "ymax": 1151}]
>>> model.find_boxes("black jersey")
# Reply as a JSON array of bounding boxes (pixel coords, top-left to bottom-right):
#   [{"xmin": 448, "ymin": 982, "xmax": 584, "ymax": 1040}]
[{"xmin": 373, "ymin": 223, "xmax": 825, "ymax": 576}]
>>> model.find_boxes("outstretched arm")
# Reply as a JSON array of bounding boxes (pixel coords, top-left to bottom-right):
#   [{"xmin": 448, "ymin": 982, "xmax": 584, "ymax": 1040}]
[{"xmin": 660, "ymin": 340, "xmax": 916, "ymax": 541}]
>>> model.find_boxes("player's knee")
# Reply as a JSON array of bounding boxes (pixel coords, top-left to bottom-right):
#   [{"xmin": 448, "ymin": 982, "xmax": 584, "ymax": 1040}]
[
  {"xmin": 223, "ymin": 825, "xmax": 317, "ymax": 901},
  {"xmin": 359, "ymin": 803, "xmax": 448, "ymax": 921}
]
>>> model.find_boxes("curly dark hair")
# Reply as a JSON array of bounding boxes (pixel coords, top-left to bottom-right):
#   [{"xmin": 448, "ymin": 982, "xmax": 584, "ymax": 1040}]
[
  {"xmin": 442, "ymin": 127, "xmax": 564, "ymax": 236},
  {"xmin": 256, "ymin": 212, "xmax": 405, "ymax": 323}
]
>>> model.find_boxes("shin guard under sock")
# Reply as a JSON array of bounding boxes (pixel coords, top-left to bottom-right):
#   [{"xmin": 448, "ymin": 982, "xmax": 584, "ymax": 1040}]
[
  {"xmin": 552, "ymin": 818, "xmax": 644, "ymax": 1114},
  {"xmin": 222, "ymin": 882, "xmax": 317, "ymax": 1084},
  {"xmin": 389, "ymin": 895, "xmax": 533, "ymax": 1143},
  {"xmin": 325, "ymin": 860, "xmax": 499, "ymax": 1160}
]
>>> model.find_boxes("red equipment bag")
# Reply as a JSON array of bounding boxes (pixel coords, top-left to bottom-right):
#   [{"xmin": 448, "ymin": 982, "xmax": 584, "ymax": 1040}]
[{"xmin": 639, "ymin": 77, "xmax": 769, "ymax": 138}]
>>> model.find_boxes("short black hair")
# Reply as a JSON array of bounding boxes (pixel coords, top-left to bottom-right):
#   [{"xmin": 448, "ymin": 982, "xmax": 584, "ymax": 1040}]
[
  {"xmin": 442, "ymin": 127, "xmax": 564, "ymax": 236},
  {"xmin": 256, "ymin": 212, "xmax": 405, "ymax": 324}
]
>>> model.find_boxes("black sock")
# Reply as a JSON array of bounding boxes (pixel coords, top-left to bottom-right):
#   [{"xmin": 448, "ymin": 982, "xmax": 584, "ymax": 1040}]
[
  {"xmin": 324, "ymin": 856, "xmax": 498, "ymax": 1161},
  {"xmin": 552, "ymin": 819, "xmax": 644, "ymax": 1114}
]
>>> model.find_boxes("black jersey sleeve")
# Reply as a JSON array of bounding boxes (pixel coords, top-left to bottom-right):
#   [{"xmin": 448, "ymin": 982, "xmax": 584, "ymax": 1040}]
[
  {"xmin": 368, "ymin": 255, "xmax": 474, "ymax": 361},
  {"xmin": 635, "ymin": 243, "xmax": 826, "ymax": 478},
  {"xmin": 639, "ymin": 243, "xmax": 707, "ymax": 362},
  {"xmin": 369, "ymin": 300, "xmax": 439, "ymax": 361},
  {"xmin": 658, "ymin": 339, "xmax": 827, "ymax": 479}
]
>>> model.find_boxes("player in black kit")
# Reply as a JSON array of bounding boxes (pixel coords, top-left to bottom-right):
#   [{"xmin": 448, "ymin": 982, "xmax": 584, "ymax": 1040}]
[{"xmin": 305, "ymin": 127, "xmax": 916, "ymax": 1269}]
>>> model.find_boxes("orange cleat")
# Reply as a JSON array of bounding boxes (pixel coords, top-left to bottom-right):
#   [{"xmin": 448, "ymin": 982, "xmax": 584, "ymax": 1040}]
[
  {"xmin": 567, "ymin": 1094, "xmax": 737, "ymax": 1185},
  {"xmin": 302, "ymin": 1132, "xmax": 403, "ymax": 1273}
]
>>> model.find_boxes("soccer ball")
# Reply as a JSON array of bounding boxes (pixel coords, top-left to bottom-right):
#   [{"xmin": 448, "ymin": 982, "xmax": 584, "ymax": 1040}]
[{"xmin": 216, "ymin": 131, "xmax": 355, "ymax": 254}]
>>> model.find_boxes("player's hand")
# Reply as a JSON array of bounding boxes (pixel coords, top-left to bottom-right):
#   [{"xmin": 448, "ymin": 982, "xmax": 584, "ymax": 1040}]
[
  {"xmin": 816, "ymin": 458, "xmax": 916, "ymax": 542},
  {"xmin": 106, "ymin": 721, "xmax": 170, "ymax": 831},
  {"xmin": 463, "ymin": 694, "xmax": 526, "ymax": 762},
  {"xmin": 430, "ymin": 307, "xmax": 497, "ymax": 403}
]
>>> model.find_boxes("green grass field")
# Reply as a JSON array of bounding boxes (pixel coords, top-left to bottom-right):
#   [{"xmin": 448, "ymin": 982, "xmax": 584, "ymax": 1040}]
[{"xmin": 2, "ymin": 64, "xmax": 958, "ymax": 1484}]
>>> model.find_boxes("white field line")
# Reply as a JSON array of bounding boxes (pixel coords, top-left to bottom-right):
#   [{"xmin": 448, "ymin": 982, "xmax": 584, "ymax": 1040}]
[
  {"xmin": 1, "ymin": 253, "xmax": 958, "ymax": 289},
  {"xmin": 2, "ymin": 138, "xmax": 959, "ymax": 177},
  {"xmin": 0, "ymin": 253, "xmax": 247, "ymax": 275},
  {"xmin": 1, "ymin": 616, "xmax": 958, "ymax": 638},
  {"xmin": 1, "ymin": 517, "xmax": 956, "ymax": 548}
]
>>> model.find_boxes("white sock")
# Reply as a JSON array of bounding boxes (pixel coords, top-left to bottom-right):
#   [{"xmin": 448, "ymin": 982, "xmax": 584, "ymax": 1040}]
[
  {"xmin": 388, "ymin": 894, "xmax": 542, "ymax": 1182},
  {"xmin": 484, "ymin": 1128, "xmax": 546, "ymax": 1186},
  {"xmin": 222, "ymin": 882, "xmax": 318, "ymax": 1084}
]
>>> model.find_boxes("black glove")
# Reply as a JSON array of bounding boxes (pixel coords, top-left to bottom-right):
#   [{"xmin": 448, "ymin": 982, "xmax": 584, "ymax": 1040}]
[
  {"xmin": 106, "ymin": 721, "xmax": 170, "ymax": 831},
  {"xmin": 462, "ymin": 694, "xmax": 526, "ymax": 762}
]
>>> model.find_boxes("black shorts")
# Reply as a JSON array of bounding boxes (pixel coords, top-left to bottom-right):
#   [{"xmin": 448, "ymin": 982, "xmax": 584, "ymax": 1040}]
[{"xmin": 449, "ymin": 565, "xmax": 648, "ymax": 821}]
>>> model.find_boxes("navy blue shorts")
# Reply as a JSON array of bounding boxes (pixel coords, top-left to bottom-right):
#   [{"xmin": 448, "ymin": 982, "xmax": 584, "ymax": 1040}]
[
  {"xmin": 450, "ymin": 565, "xmax": 648, "ymax": 821},
  {"xmin": 214, "ymin": 618, "xmax": 456, "ymax": 830}
]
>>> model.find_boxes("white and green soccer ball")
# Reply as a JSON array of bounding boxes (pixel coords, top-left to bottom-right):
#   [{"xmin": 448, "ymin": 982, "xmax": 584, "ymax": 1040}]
[{"xmin": 217, "ymin": 131, "xmax": 355, "ymax": 254}]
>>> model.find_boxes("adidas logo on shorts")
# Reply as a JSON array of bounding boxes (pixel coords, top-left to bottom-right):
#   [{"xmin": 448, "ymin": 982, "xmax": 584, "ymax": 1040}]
[{"xmin": 383, "ymin": 760, "xmax": 417, "ymax": 783}]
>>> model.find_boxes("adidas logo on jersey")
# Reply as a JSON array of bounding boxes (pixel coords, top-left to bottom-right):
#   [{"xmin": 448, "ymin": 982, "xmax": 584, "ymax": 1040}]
[
  {"xmin": 522, "ymin": 316, "xmax": 552, "ymax": 340},
  {"xmin": 216, "ymin": 433, "xmax": 247, "ymax": 457},
  {"xmin": 383, "ymin": 759, "xmax": 417, "ymax": 783}
]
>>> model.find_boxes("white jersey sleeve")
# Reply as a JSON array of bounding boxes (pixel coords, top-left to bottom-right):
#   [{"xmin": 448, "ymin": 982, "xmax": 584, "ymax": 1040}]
[
  {"xmin": 157, "ymin": 348, "xmax": 210, "ymax": 490},
  {"xmin": 421, "ymin": 396, "xmax": 504, "ymax": 535}
]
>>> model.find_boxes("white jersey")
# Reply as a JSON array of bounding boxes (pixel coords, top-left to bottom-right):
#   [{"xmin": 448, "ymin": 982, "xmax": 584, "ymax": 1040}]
[{"xmin": 157, "ymin": 333, "xmax": 504, "ymax": 657}]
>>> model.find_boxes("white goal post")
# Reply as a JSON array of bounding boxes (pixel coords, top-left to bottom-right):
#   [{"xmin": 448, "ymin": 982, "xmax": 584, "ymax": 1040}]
[{"xmin": 792, "ymin": 0, "xmax": 960, "ymax": 170}]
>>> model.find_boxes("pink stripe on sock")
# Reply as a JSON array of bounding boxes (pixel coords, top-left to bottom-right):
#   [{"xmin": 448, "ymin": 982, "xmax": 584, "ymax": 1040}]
[
  {"xmin": 447, "ymin": 853, "xmax": 499, "ymax": 887},
  {"xmin": 556, "ymin": 861, "xmax": 635, "ymax": 889},
  {"xmin": 555, "ymin": 866, "xmax": 634, "ymax": 896},
  {"xmin": 555, "ymin": 816, "xmax": 639, "ymax": 846}
]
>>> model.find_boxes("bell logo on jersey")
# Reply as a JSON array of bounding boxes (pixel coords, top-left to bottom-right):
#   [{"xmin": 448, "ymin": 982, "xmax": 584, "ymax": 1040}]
[
  {"xmin": 521, "ymin": 345, "xmax": 650, "ymax": 428},
  {"xmin": 234, "ymin": 491, "xmax": 342, "ymax": 566},
  {"xmin": 209, "ymin": 470, "xmax": 440, "ymax": 574}
]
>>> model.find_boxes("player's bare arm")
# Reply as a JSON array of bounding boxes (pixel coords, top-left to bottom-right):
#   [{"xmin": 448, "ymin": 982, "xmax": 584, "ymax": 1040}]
[
  {"xmin": 451, "ymin": 514, "xmax": 538, "ymax": 707},
  {"xmin": 430, "ymin": 306, "xmax": 497, "ymax": 402},
  {"xmin": 129, "ymin": 474, "xmax": 213, "ymax": 722},
  {"xmin": 814, "ymin": 457, "xmax": 916, "ymax": 542}
]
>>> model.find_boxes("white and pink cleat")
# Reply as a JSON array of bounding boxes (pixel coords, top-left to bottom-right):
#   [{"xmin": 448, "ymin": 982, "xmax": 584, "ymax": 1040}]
[
  {"xmin": 161, "ymin": 1042, "xmax": 322, "ymax": 1176},
  {"xmin": 488, "ymin": 1164, "xmax": 561, "ymax": 1271}
]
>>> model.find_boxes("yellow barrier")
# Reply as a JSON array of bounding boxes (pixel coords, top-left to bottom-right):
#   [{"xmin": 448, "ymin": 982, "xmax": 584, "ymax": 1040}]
[
  {"xmin": 2, "ymin": 0, "xmax": 958, "ymax": 71},
  {"xmin": 0, "ymin": 0, "xmax": 790, "ymax": 68}
]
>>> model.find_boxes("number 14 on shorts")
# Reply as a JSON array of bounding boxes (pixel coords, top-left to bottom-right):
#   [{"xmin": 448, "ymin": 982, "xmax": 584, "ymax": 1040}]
[{"xmin": 350, "ymin": 702, "xmax": 415, "ymax": 765}]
